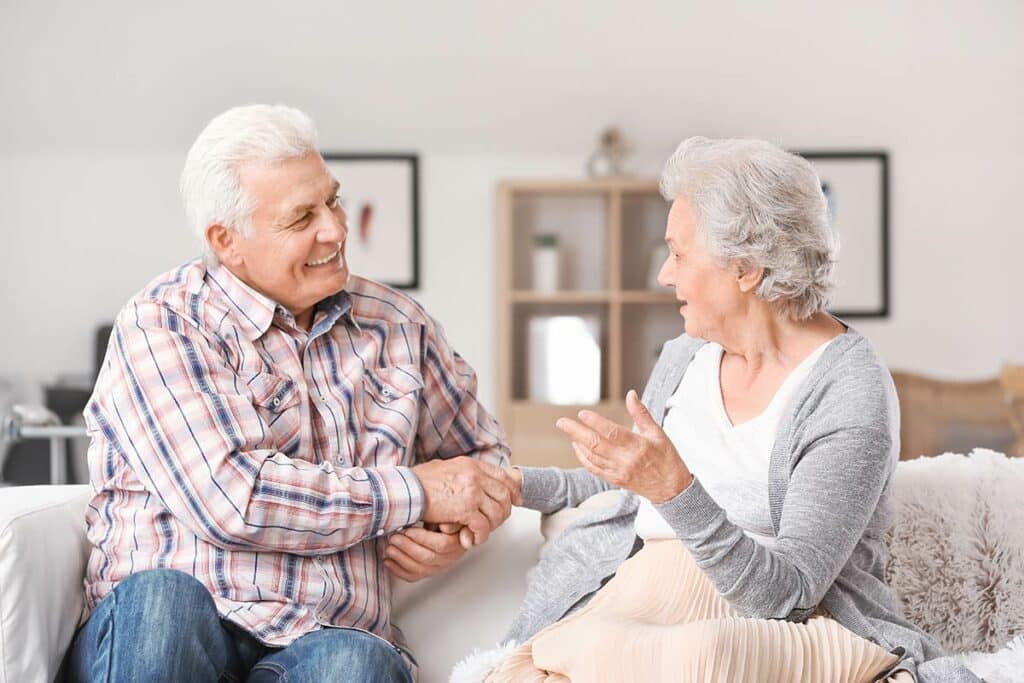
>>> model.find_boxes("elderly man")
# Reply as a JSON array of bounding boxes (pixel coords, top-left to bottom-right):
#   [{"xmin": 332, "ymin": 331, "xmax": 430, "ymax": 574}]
[{"xmin": 66, "ymin": 105, "xmax": 516, "ymax": 682}]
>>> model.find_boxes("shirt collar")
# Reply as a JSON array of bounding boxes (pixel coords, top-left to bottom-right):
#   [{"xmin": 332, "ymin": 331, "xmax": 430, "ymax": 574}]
[
  {"xmin": 312, "ymin": 289, "xmax": 361, "ymax": 336},
  {"xmin": 206, "ymin": 264, "xmax": 359, "ymax": 340}
]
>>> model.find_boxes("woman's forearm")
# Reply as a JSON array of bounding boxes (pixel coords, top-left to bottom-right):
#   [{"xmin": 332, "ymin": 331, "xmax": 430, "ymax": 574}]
[{"xmin": 517, "ymin": 466, "xmax": 613, "ymax": 513}]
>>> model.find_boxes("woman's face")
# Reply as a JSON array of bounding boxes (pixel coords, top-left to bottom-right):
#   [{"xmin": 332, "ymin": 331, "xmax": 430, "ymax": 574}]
[{"xmin": 657, "ymin": 197, "xmax": 745, "ymax": 341}]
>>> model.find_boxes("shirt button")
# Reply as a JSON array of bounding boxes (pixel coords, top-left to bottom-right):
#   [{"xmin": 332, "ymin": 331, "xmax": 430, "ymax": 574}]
[
  {"xmin": 272, "ymin": 397, "xmax": 281, "ymax": 407},
  {"xmin": 382, "ymin": 389, "xmax": 392, "ymax": 398},
  {"xmin": 376, "ymin": 530, "xmax": 385, "ymax": 537}
]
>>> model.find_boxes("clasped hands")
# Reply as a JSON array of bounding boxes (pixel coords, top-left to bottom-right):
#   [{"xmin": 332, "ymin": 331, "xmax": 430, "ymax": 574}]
[
  {"xmin": 385, "ymin": 457, "xmax": 522, "ymax": 582},
  {"xmin": 385, "ymin": 391, "xmax": 689, "ymax": 582}
]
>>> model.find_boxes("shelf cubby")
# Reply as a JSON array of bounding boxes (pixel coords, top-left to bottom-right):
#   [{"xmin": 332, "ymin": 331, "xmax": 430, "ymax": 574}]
[{"xmin": 497, "ymin": 178, "xmax": 678, "ymax": 467}]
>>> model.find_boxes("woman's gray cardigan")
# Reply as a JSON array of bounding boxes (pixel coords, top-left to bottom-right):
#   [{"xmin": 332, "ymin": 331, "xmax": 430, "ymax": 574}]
[{"xmin": 508, "ymin": 328, "xmax": 980, "ymax": 682}]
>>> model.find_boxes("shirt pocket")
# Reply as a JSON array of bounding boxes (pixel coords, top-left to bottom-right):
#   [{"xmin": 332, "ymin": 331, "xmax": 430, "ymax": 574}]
[
  {"xmin": 359, "ymin": 365, "xmax": 423, "ymax": 458},
  {"xmin": 248, "ymin": 372, "xmax": 302, "ymax": 451}
]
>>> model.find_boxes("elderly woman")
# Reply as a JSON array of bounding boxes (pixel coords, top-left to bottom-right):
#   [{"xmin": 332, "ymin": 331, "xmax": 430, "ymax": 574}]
[{"xmin": 487, "ymin": 138, "xmax": 978, "ymax": 682}]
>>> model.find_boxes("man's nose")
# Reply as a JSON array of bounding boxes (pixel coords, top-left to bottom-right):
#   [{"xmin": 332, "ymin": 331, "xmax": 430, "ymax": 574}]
[{"xmin": 320, "ymin": 205, "xmax": 348, "ymax": 242}]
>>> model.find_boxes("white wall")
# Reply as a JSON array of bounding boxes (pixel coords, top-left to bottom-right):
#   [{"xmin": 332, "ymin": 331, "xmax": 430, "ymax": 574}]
[{"xmin": 1, "ymin": 1, "xmax": 1021, "ymax": 407}]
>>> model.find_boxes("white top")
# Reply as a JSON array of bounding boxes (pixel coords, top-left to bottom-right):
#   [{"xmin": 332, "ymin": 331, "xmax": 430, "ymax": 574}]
[{"xmin": 634, "ymin": 338, "xmax": 835, "ymax": 542}]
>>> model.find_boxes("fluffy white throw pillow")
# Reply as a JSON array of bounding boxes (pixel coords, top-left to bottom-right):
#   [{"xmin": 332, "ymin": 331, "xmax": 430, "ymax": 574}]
[{"xmin": 885, "ymin": 449, "xmax": 1024, "ymax": 654}]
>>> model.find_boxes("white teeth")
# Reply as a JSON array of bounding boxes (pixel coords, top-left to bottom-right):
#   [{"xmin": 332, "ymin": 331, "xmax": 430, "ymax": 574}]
[{"xmin": 305, "ymin": 249, "xmax": 339, "ymax": 267}]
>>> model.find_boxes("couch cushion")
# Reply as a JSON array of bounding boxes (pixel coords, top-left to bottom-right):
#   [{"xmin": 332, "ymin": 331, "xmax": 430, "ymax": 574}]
[
  {"xmin": 392, "ymin": 506, "xmax": 544, "ymax": 683},
  {"xmin": 0, "ymin": 485, "xmax": 91, "ymax": 683}
]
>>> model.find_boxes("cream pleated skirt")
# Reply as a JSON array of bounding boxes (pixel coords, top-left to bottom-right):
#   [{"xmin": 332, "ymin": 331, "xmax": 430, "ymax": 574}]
[{"xmin": 486, "ymin": 540, "xmax": 912, "ymax": 683}]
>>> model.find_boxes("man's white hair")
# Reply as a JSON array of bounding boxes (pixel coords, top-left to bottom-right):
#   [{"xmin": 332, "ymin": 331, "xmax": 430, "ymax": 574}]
[
  {"xmin": 180, "ymin": 104, "xmax": 319, "ymax": 265},
  {"xmin": 659, "ymin": 137, "xmax": 838, "ymax": 321}
]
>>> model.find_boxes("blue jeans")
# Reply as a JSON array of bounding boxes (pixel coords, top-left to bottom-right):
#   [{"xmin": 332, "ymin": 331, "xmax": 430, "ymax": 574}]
[{"xmin": 67, "ymin": 569, "xmax": 413, "ymax": 682}]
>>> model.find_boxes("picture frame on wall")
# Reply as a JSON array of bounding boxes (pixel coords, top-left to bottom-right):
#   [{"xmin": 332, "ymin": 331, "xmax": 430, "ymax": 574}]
[
  {"xmin": 796, "ymin": 151, "xmax": 889, "ymax": 318},
  {"xmin": 322, "ymin": 153, "xmax": 420, "ymax": 289}
]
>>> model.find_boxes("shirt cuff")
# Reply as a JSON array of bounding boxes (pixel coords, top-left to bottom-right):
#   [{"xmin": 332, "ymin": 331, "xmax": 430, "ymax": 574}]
[
  {"xmin": 652, "ymin": 476, "xmax": 728, "ymax": 539},
  {"xmin": 515, "ymin": 466, "xmax": 557, "ymax": 511},
  {"xmin": 516, "ymin": 466, "xmax": 605, "ymax": 513},
  {"xmin": 367, "ymin": 465, "xmax": 426, "ymax": 535},
  {"xmin": 477, "ymin": 444, "xmax": 512, "ymax": 469}
]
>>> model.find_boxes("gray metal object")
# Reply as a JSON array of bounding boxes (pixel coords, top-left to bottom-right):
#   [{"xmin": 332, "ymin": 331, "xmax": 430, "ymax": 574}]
[{"xmin": 2, "ymin": 405, "xmax": 88, "ymax": 485}]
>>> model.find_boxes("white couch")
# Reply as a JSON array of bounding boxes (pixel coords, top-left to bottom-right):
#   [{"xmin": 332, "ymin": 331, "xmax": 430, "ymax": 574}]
[
  {"xmin": 0, "ymin": 484, "xmax": 544, "ymax": 683},
  {"xmin": 2, "ymin": 450, "xmax": 1022, "ymax": 683}
]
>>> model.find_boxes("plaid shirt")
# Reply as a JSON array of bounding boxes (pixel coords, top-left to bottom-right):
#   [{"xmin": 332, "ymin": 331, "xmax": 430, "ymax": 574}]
[{"xmin": 83, "ymin": 259, "xmax": 509, "ymax": 670}]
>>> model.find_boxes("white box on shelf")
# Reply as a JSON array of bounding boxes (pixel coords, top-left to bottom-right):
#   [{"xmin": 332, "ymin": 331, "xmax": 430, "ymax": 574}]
[{"xmin": 527, "ymin": 315, "xmax": 601, "ymax": 405}]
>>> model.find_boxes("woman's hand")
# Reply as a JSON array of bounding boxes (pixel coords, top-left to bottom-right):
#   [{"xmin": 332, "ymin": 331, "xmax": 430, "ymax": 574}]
[{"xmin": 555, "ymin": 390, "xmax": 693, "ymax": 503}]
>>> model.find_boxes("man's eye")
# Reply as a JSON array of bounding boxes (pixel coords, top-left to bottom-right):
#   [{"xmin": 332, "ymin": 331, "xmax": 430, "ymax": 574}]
[
  {"xmin": 292, "ymin": 212, "xmax": 312, "ymax": 227},
  {"xmin": 328, "ymin": 194, "xmax": 341, "ymax": 208}
]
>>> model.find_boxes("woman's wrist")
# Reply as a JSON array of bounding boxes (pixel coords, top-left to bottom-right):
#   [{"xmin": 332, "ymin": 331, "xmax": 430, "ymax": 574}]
[
  {"xmin": 507, "ymin": 466, "xmax": 524, "ymax": 505},
  {"xmin": 652, "ymin": 468, "xmax": 694, "ymax": 504}
]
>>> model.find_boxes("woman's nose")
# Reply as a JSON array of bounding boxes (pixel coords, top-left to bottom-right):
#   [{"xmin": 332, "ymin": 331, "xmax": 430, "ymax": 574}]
[{"xmin": 656, "ymin": 259, "xmax": 673, "ymax": 288}]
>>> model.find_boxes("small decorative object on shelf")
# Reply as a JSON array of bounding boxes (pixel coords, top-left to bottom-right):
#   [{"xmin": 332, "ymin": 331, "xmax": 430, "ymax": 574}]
[
  {"xmin": 532, "ymin": 233, "xmax": 561, "ymax": 292},
  {"xmin": 527, "ymin": 315, "xmax": 601, "ymax": 405},
  {"xmin": 586, "ymin": 126, "xmax": 630, "ymax": 177}
]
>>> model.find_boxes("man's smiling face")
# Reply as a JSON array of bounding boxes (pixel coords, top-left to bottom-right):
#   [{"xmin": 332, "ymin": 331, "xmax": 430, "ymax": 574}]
[{"xmin": 225, "ymin": 151, "xmax": 350, "ymax": 327}]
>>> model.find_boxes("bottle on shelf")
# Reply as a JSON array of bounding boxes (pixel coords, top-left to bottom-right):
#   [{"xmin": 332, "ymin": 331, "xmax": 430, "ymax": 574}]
[{"xmin": 532, "ymin": 233, "xmax": 561, "ymax": 292}]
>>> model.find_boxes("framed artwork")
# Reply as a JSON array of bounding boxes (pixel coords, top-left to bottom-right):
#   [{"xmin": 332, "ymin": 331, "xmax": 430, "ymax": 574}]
[
  {"xmin": 796, "ymin": 151, "xmax": 889, "ymax": 318},
  {"xmin": 322, "ymin": 153, "xmax": 420, "ymax": 289}
]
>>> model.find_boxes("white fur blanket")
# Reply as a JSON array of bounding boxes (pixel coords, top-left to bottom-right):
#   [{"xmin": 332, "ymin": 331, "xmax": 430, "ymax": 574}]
[
  {"xmin": 452, "ymin": 450, "xmax": 1024, "ymax": 682},
  {"xmin": 886, "ymin": 450, "xmax": 1024, "ymax": 655}
]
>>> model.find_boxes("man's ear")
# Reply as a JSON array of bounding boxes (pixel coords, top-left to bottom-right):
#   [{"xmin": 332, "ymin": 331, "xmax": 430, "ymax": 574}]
[
  {"xmin": 205, "ymin": 223, "xmax": 243, "ymax": 267},
  {"xmin": 736, "ymin": 263, "xmax": 764, "ymax": 294}
]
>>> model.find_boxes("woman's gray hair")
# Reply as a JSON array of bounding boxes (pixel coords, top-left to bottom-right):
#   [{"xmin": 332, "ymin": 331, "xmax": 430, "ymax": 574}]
[
  {"xmin": 180, "ymin": 104, "xmax": 319, "ymax": 265},
  {"xmin": 659, "ymin": 137, "xmax": 838, "ymax": 321}
]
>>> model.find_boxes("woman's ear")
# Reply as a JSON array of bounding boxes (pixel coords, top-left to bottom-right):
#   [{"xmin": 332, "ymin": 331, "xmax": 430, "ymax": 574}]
[
  {"xmin": 735, "ymin": 263, "xmax": 764, "ymax": 294},
  {"xmin": 205, "ymin": 223, "xmax": 244, "ymax": 267}
]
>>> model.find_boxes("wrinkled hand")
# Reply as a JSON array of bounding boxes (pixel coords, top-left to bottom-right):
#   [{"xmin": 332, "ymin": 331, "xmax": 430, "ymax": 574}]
[
  {"xmin": 555, "ymin": 390, "xmax": 693, "ymax": 503},
  {"xmin": 384, "ymin": 523, "xmax": 467, "ymax": 582},
  {"xmin": 412, "ymin": 456, "xmax": 518, "ymax": 548}
]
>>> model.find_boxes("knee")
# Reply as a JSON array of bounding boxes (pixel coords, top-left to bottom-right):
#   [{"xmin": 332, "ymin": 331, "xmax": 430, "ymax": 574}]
[
  {"xmin": 338, "ymin": 632, "xmax": 409, "ymax": 682},
  {"xmin": 314, "ymin": 631, "xmax": 410, "ymax": 683},
  {"xmin": 71, "ymin": 571, "xmax": 228, "ymax": 682},
  {"xmin": 115, "ymin": 569, "xmax": 212, "ymax": 611},
  {"xmin": 110, "ymin": 569, "xmax": 218, "ymax": 633},
  {"xmin": 251, "ymin": 629, "xmax": 410, "ymax": 683},
  {"xmin": 688, "ymin": 620, "xmax": 731, "ymax": 650}
]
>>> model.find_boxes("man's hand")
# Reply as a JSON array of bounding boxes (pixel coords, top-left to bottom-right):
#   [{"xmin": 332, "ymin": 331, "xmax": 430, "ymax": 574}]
[
  {"xmin": 384, "ymin": 523, "xmax": 466, "ymax": 582},
  {"xmin": 412, "ymin": 456, "xmax": 518, "ymax": 547}
]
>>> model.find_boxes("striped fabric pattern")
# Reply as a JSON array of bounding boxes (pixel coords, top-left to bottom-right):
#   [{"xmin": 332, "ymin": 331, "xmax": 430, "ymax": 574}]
[{"xmin": 82, "ymin": 259, "xmax": 508, "ymax": 665}]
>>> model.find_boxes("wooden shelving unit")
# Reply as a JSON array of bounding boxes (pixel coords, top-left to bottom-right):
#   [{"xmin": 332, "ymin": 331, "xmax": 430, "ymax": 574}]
[{"xmin": 496, "ymin": 178, "xmax": 682, "ymax": 468}]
